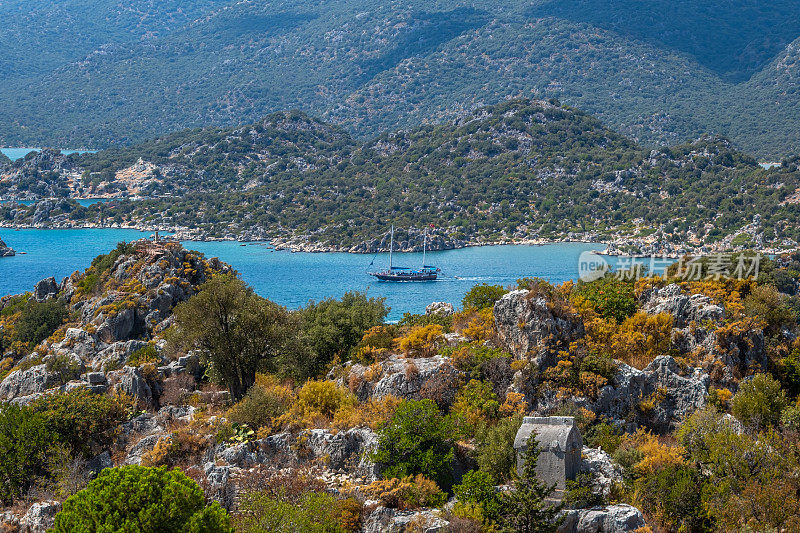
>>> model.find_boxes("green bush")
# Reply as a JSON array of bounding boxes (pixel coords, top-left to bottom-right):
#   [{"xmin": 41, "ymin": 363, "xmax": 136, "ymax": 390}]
[
  {"xmin": 0, "ymin": 403, "xmax": 54, "ymax": 505},
  {"xmin": 13, "ymin": 299, "xmax": 68, "ymax": 346},
  {"xmin": 573, "ymin": 276, "xmax": 636, "ymax": 323},
  {"xmin": 634, "ymin": 464, "xmax": 710, "ymax": 532},
  {"xmin": 128, "ymin": 343, "xmax": 160, "ymax": 366},
  {"xmin": 731, "ymin": 373, "xmax": 788, "ymax": 431},
  {"xmin": 397, "ymin": 312, "xmax": 453, "ymax": 330},
  {"xmin": 300, "ymin": 291, "xmax": 388, "ymax": 377},
  {"xmin": 462, "ymin": 284, "xmax": 508, "ymax": 310},
  {"xmin": 227, "ymin": 381, "xmax": 291, "ymax": 431},
  {"xmin": 370, "ymin": 399, "xmax": 455, "ymax": 490},
  {"xmin": 234, "ymin": 491, "xmax": 347, "ymax": 533},
  {"xmin": 453, "ymin": 470, "xmax": 501, "ymax": 521},
  {"xmin": 90, "ymin": 241, "xmax": 136, "ymax": 275},
  {"xmin": 52, "ymin": 465, "xmax": 232, "ymax": 532},
  {"xmin": 31, "ymin": 389, "xmax": 126, "ymax": 455},
  {"xmin": 475, "ymin": 414, "xmax": 524, "ymax": 483}
]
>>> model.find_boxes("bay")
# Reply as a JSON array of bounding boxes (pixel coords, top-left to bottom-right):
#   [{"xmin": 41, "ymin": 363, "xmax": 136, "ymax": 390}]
[
  {"xmin": 1, "ymin": 148, "xmax": 97, "ymax": 160},
  {"xmin": 0, "ymin": 229, "xmax": 604, "ymax": 320}
]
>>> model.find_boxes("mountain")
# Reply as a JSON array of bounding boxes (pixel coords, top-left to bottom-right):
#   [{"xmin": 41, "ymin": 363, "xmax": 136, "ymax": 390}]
[
  {"xmin": 3, "ymin": 100, "xmax": 800, "ymax": 252},
  {"xmin": 0, "ymin": 1, "xmax": 799, "ymax": 159}
]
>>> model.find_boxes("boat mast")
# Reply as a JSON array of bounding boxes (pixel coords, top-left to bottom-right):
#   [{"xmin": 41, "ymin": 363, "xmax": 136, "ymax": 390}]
[
  {"xmin": 422, "ymin": 228, "xmax": 427, "ymax": 268},
  {"xmin": 389, "ymin": 225, "xmax": 394, "ymax": 270}
]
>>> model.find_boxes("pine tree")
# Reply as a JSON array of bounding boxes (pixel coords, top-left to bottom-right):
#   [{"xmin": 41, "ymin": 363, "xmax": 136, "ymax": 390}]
[{"xmin": 498, "ymin": 434, "xmax": 564, "ymax": 533}]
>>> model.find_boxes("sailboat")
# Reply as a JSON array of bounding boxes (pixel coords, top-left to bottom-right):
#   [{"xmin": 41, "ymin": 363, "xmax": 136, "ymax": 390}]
[{"xmin": 370, "ymin": 225, "xmax": 440, "ymax": 281}]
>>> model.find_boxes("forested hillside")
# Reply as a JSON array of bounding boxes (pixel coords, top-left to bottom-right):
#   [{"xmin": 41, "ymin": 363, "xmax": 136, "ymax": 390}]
[
  {"xmin": 0, "ymin": 0, "xmax": 799, "ymax": 159},
  {"xmin": 3, "ymin": 100, "xmax": 800, "ymax": 252}
]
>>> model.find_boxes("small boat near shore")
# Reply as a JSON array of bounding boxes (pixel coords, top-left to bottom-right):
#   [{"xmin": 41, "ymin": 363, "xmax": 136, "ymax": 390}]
[{"xmin": 369, "ymin": 225, "xmax": 441, "ymax": 282}]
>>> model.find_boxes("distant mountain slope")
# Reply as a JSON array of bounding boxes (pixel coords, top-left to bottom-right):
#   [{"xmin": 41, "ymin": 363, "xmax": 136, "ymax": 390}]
[
  {"xmin": 0, "ymin": 0, "xmax": 799, "ymax": 159},
  {"xmin": 3, "ymin": 100, "xmax": 800, "ymax": 253}
]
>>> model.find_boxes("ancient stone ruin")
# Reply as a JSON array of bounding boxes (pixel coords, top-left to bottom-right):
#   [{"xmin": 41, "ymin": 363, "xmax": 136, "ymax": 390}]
[{"xmin": 514, "ymin": 416, "xmax": 582, "ymax": 499}]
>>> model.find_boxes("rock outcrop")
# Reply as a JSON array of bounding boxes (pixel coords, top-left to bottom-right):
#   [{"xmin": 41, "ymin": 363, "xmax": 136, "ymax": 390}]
[
  {"xmin": 494, "ymin": 290, "xmax": 584, "ymax": 362},
  {"xmin": 0, "ymin": 236, "xmax": 15, "ymax": 257},
  {"xmin": 31, "ymin": 277, "xmax": 59, "ymax": 302},
  {"xmin": 559, "ymin": 504, "xmax": 646, "ymax": 533},
  {"xmin": 593, "ymin": 356, "xmax": 707, "ymax": 431},
  {"xmin": 342, "ymin": 354, "xmax": 464, "ymax": 407},
  {"xmin": 425, "ymin": 302, "xmax": 454, "ymax": 316}
]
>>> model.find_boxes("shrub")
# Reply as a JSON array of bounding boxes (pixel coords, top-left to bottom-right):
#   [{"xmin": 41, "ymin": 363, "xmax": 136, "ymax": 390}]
[
  {"xmin": 90, "ymin": 241, "xmax": 136, "ymax": 275},
  {"xmin": 235, "ymin": 490, "xmax": 350, "ymax": 532},
  {"xmin": 141, "ymin": 429, "xmax": 209, "ymax": 468},
  {"xmin": 30, "ymin": 389, "xmax": 126, "ymax": 455},
  {"xmin": 573, "ymin": 276, "xmax": 636, "ymax": 323},
  {"xmin": 128, "ymin": 343, "xmax": 160, "ymax": 366},
  {"xmin": 451, "ymin": 379, "xmax": 500, "ymax": 435},
  {"xmin": 0, "ymin": 403, "xmax": 54, "ymax": 505},
  {"xmin": 462, "ymin": 284, "xmax": 508, "ymax": 310},
  {"xmin": 634, "ymin": 464, "xmax": 709, "ymax": 532},
  {"xmin": 475, "ymin": 414, "xmax": 524, "ymax": 483},
  {"xmin": 45, "ymin": 353, "xmax": 83, "ymax": 385},
  {"xmin": 13, "ymin": 299, "xmax": 68, "ymax": 346},
  {"xmin": 276, "ymin": 380, "xmax": 356, "ymax": 429},
  {"xmin": 453, "ymin": 470, "xmax": 501, "ymax": 521},
  {"xmin": 227, "ymin": 374, "xmax": 294, "ymax": 431},
  {"xmin": 731, "ymin": 373, "xmax": 788, "ymax": 431},
  {"xmin": 52, "ymin": 465, "xmax": 232, "ymax": 532},
  {"xmin": 398, "ymin": 312, "xmax": 453, "ymax": 330},
  {"xmin": 453, "ymin": 308, "xmax": 496, "ymax": 342},
  {"xmin": 363, "ymin": 475, "xmax": 447, "ymax": 510},
  {"xmin": 371, "ymin": 399, "xmax": 456, "ymax": 489},
  {"xmin": 351, "ymin": 325, "xmax": 397, "ymax": 364},
  {"xmin": 397, "ymin": 324, "xmax": 445, "ymax": 358},
  {"xmin": 301, "ymin": 291, "xmax": 389, "ymax": 377},
  {"xmin": 332, "ymin": 394, "xmax": 402, "ymax": 430}
]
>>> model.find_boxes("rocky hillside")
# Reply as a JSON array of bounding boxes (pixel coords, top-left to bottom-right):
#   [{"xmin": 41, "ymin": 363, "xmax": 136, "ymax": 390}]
[
  {"xmin": 2, "ymin": 242, "xmax": 800, "ymax": 531},
  {"xmin": 3, "ymin": 100, "xmax": 800, "ymax": 254}
]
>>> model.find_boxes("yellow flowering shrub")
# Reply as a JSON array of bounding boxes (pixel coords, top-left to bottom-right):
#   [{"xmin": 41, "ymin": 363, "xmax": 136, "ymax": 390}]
[{"xmin": 396, "ymin": 324, "xmax": 445, "ymax": 358}]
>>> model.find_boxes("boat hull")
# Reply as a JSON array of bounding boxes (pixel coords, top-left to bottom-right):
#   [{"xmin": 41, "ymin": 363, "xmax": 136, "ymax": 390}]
[{"xmin": 371, "ymin": 272, "xmax": 438, "ymax": 281}]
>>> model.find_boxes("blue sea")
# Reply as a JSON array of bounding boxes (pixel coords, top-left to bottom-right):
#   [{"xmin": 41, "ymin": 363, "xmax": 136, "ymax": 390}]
[
  {"xmin": 1, "ymin": 148, "xmax": 97, "ymax": 160},
  {"xmin": 0, "ymin": 229, "xmax": 604, "ymax": 320}
]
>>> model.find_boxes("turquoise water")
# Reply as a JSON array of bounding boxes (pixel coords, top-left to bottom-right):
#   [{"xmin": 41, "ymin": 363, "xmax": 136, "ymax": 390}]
[
  {"xmin": 1, "ymin": 148, "xmax": 97, "ymax": 161},
  {"xmin": 0, "ymin": 229, "xmax": 603, "ymax": 320}
]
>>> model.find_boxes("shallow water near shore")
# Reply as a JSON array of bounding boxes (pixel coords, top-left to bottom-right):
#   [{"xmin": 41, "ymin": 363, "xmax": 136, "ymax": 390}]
[{"xmin": 0, "ymin": 229, "xmax": 604, "ymax": 320}]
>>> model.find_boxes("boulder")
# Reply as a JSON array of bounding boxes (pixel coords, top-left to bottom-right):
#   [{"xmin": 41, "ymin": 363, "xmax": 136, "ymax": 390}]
[
  {"xmin": 86, "ymin": 451, "xmax": 113, "ymax": 478},
  {"xmin": 125, "ymin": 433, "xmax": 164, "ymax": 465},
  {"xmin": 592, "ymin": 356, "xmax": 707, "ymax": 432},
  {"xmin": 559, "ymin": 504, "xmax": 646, "ymax": 533},
  {"xmin": 96, "ymin": 307, "xmax": 137, "ymax": 343},
  {"xmin": 494, "ymin": 290, "xmax": 584, "ymax": 361},
  {"xmin": 31, "ymin": 277, "xmax": 59, "ymax": 302},
  {"xmin": 426, "ymin": 302, "xmax": 454, "ymax": 316},
  {"xmin": 0, "ymin": 364, "xmax": 56, "ymax": 400},
  {"xmin": 344, "ymin": 354, "xmax": 464, "ymax": 407},
  {"xmin": 640, "ymin": 284, "xmax": 724, "ymax": 327},
  {"xmin": 108, "ymin": 366, "xmax": 154, "ymax": 407},
  {"xmin": 19, "ymin": 500, "xmax": 62, "ymax": 533},
  {"xmin": 363, "ymin": 507, "xmax": 448, "ymax": 533},
  {"xmin": 580, "ymin": 447, "xmax": 622, "ymax": 498}
]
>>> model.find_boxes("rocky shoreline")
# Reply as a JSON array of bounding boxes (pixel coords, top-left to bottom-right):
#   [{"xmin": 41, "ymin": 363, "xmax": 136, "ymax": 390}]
[
  {"xmin": 0, "ymin": 236, "xmax": 14, "ymax": 257},
  {"xmin": 1, "ymin": 219, "xmax": 795, "ymax": 258}
]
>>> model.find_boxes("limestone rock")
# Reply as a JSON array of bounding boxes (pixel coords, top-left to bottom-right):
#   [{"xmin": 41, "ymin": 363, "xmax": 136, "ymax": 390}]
[
  {"xmin": 0, "ymin": 364, "xmax": 55, "ymax": 400},
  {"xmin": 344, "ymin": 354, "xmax": 464, "ymax": 407},
  {"xmin": 640, "ymin": 284, "xmax": 724, "ymax": 327},
  {"xmin": 426, "ymin": 302, "xmax": 454, "ymax": 316},
  {"xmin": 494, "ymin": 290, "xmax": 584, "ymax": 361},
  {"xmin": 31, "ymin": 277, "xmax": 59, "ymax": 302},
  {"xmin": 559, "ymin": 504, "xmax": 646, "ymax": 533},
  {"xmin": 581, "ymin": 447, "xmax": 622, "ymax": 498},
  {"xmin": 363, "ymin": 507, "xmax": 448, "ymax": 533},
  {"xmin": 108, "ymin": 366, "xmax": 154, "ymax": 407},
  {"xmin": 19, "ymin": 500, "xmax": 62, "ymax": 533},
  {"xmin": 86, "ymin": 451, "xmax": 113, "ymax": 478},
  {"xmin": 593, "ymin": 356, "xmax": 707, "ymax": 431},
  {"xmin": 0, "ymin": 237, "xmax": 15, "ymax": 257}
]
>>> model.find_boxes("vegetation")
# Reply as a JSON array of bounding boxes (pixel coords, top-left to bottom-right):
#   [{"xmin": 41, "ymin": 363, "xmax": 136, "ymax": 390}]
[
  {"xmin": 5, "ymin": 101, "xmax": 800, "ymax": 253},
  {"xmin": 52, "ymin": 465, "xmax": 232, "ymax": 532},
  {"xmin": 171, "ymin": 274, "xmax": 306, "ymax": 399},
  {"xmin": 3, "ymin": 1, "xmax": 800, "ymax": 159},
  {"xmin": 0, "ymin": 403, "xmax": 54, "ymax": 505},
  {"xmin": 370, "ymin": 399, "xmax": 456, "ymax": 490}
]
